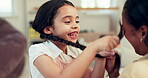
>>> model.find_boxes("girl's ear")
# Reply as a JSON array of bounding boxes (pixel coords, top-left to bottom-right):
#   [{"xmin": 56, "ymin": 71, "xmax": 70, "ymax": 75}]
[{"xmin": 43, "ymin": 26, "xmax": 53, "ymax": 34}]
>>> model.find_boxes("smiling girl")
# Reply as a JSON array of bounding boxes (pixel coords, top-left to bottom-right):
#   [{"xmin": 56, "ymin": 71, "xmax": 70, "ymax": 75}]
[{"xmin": 29, "ymin": 0, "xmax": 119, "ymax": 78}]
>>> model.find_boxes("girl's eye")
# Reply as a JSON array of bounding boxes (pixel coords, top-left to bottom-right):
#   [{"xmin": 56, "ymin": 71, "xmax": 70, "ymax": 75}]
[
  {"xmin": 64, "ymin": 21, "xmax": 71, "ymax": 23},
  {"xmin": 76, "ymin": 21, "xmax": 80, "ymax": 23}
]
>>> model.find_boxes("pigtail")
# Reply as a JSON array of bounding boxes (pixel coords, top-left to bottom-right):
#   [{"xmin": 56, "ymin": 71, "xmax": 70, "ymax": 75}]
[
  {"xmin": 42, "ymin": 33, "xmax": 120, "ymax": 58},
  {"xmin": 41, "ymin": 34, "xmax": 105, "ymax": 57},
  {"xmin": 41, "ymin": 34, "xmax": 86, "ymax": 50}
]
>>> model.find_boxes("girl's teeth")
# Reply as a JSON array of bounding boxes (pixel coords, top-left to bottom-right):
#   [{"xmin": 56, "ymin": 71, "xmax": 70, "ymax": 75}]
[{"xmin": 70, "ymin": 34, "xmax": 76, "ymax": 36}]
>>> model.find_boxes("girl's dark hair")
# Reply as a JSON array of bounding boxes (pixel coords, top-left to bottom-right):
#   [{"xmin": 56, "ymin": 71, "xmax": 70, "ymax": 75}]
[
  {"xmin": 32, "ymin": 0, "xmax": 74, "ymax": 34},
  {"xmin": 123, "ymin": 0, "xmax": 148, "ymax": 46}
]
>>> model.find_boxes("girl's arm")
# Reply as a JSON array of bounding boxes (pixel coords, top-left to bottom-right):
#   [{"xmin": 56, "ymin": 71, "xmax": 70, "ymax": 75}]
[
  {"xmin": 34, "ymin": 45, "xmax": 97, "ymax": 78},
  {"xmin": 90, "ymin": 51, "xmax": 116, "ymax": 78},
  {"xmin": 90, "ymin": 58, "xmax": 106, "ymax": 78},
  {"xmin": 34, "ymin": 36, "xmax": 119, "ymax": 78}
]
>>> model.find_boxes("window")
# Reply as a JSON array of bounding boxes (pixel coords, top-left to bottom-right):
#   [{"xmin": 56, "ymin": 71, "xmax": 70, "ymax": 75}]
[
  {"xmin": 81, "ymin": 0, "xmax": 96, "ymax": 8},
  {"xmin": 96, "ymin": 0, "xmax": 110, "ymax": 8},
  {"xmin": 0, "ymin": 0, "xmax": 16, "ymax": 17},
  {"xmin": 81, "ymin": 0, "xmax": 117, "ymax": 8}
]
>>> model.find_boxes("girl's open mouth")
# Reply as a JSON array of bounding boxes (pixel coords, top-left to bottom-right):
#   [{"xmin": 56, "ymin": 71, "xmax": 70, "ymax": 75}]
[{"xmin": 68, "ymin": 31, "xmax": 78, "ymax": 39}]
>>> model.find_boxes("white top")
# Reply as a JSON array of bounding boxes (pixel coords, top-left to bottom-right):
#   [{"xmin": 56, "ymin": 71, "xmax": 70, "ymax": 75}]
[{"xmin": 29, "ymin": 40, "xmax": 82, "ymax": 78}]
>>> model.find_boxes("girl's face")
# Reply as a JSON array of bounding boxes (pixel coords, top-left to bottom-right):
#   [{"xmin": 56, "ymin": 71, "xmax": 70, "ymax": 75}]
[
  {"xmin": 51, "ymin": 5, "xmax": 80, "ymax": 43},
  {"xmin": 122, "ymin": 15, "xmax": 147, "ymax": 55}
]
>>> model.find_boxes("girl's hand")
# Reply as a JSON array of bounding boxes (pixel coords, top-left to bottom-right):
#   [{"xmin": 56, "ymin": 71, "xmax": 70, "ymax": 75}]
[
  {"xmin": 90, "ymin": 36, "xmax": 120, "ymax": 52},
  {"xmin": 97, "ymin": 51, "xmax": 115, "ymax": 57}
]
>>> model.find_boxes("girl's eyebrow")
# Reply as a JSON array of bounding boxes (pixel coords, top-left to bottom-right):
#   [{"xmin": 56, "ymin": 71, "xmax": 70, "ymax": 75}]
[
  {"xmin": 62, "ymin": 16, "xmax": 79, "ymax": 19},
  {"xmin": 76, "ymin": 16, "xmax": 79, "ymax": 19}
]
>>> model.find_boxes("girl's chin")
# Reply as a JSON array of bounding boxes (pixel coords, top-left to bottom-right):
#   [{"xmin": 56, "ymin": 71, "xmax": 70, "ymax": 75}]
[
  {"xmin": 65, "ymin": 37, "xmax": 77, "ymax": 43},
  {"xmin": 70, "ymin": 40, "xmax": 77, "ymax": 43}
]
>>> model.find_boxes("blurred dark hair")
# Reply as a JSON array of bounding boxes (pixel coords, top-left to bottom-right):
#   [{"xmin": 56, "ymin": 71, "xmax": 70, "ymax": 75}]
[{"xmin": 123, "ymin": 0, "xmax": 148, "ymax": 46}]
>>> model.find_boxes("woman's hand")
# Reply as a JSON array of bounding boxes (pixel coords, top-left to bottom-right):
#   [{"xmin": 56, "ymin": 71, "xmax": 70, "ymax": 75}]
[{"xmin": 105, "ymin": 50, "xmax": 120, "ymax": 78}]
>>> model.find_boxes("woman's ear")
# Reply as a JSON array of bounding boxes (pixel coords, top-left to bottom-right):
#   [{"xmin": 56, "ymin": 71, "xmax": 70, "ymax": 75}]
[
  {"xmin": 140, "ymin": 26, "xmax": 148, "ymax": 46},
  {"xmin": 43, "ymin": 26, "xmax": 53, "ymax": 34},
  {"xmin": 140, "ymin": 25, "xmax": 148, "ymax": 39}
]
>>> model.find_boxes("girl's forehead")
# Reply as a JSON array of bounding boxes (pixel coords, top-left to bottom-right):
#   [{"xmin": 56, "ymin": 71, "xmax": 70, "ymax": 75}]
[{"xmin": 56, "ymin": 5, "xmax": 78, "ymax": 17}]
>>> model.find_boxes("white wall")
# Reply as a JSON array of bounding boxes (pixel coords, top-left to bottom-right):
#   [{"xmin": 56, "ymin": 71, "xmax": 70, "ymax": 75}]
[
  {"xmin": 79, "ymin": 13, "xmax": 110, "ymax": 32},
  {"xmin": 27, "ymin": 0, "xmax": 48, "ymax": 21},
  {"xmin": 2, "ymin": 0, "xmax": 27, "ymax": 36},
  {"xmin": 71, "ymin": 0, "xmax": 122, "ymax": 33}
]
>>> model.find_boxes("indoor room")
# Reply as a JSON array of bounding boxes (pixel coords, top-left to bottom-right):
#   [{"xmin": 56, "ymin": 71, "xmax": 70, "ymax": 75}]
[{"xmin": 0, "ymin": 0, "xmax": 144, "ymax": 78}]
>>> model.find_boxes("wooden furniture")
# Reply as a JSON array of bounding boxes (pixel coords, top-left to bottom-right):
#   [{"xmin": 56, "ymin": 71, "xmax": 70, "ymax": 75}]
[{"xmin": 78, "ymin": 32, "xmax": 114, "ymax": 42}]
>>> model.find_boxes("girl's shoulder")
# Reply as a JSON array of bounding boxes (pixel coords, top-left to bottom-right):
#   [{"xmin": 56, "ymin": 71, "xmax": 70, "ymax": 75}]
[
  {"xmin": 29, "ymin": 41, "xmax": 63, "ymax": 59},
  {"xmin": 29, "ymin": 42, "xmax": 45, "ymax": 49},
  {"xmin": 28, "ymin": 42, "xmax": 51, "ymax": 58},
  {"xmin": 29, "ymin": 42, "xmax": 48, "ymax": 53}
]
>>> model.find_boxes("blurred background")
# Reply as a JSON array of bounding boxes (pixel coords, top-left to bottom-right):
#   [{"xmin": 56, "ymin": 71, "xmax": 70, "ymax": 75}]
[{"xmin": 0, "ymin": 0, "xmax": 142, "ymax": 78}]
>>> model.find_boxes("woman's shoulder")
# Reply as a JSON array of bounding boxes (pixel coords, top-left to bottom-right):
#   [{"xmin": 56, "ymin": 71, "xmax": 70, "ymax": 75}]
[
  {"xmin": 128, "ymin": 60, "xmax": 147, "ymax": 69},
  {"xmin": 119, "ymin": 59, "xmax": 148, "ymax": 78},
  {"xmin": 124, "ymin": 59, "xmax": 148, "ymax": 71}
]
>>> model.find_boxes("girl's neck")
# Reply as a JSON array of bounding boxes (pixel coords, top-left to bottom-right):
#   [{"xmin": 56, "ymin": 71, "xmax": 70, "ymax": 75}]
[{"xmin": 50, "ymin": 40, "xmax": 67, "ymax": 54}]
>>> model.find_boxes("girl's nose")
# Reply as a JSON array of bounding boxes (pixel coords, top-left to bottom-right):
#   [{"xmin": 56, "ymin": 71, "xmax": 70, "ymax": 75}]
[{"xmin": 71, "ymin": 25, "xmax": 78, "ymax": 29}]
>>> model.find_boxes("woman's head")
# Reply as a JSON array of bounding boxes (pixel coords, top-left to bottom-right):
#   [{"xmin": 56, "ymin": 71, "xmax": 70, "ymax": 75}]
[{"xmin": 122, "ymin": 0, "xmax": 148, "ymax": 55}]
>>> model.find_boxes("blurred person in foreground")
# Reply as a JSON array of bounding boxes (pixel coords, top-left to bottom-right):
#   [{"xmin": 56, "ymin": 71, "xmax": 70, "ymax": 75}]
[{"xmin": 0, "ymin": 18, "xmax": 27, "ymax": 78}]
